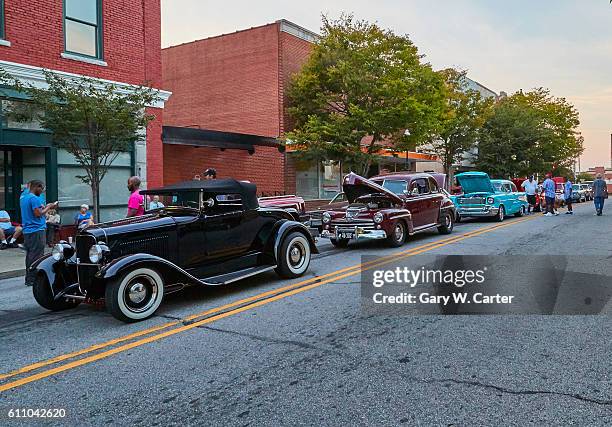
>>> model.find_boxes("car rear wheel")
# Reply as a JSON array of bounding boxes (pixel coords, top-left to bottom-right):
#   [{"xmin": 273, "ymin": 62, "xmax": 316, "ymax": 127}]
[
  {"xmin": 33, "ymin": 274, "xmax": 81, "ymax": 311},
  {"xmin": 276, "ymin": 232, "xmax": 311, "ymax": 278},
  {"xmin": 330, "ymin": 238, "xmax": 349, "ymax": 248},
  {"xmin": 105, "ymin": 268, "xmax": 165, "ymax": 323},
  {"xmin": 496, "ymin": 205, "xmax": 505, "ymax": 222},
  {"xmin": 514, "ymin": 205, "xmax": 525, "ymax": 217},
  {"xmin": 386, "ymin": 221, "xmax": 407, "ymax": 247},
  {"xmin": 438, "ymin": 212, "xmax": 454, "ymax": 235}
]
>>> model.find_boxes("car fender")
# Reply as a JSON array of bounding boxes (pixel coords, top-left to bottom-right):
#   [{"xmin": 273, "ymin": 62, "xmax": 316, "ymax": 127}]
[
  {"xmin": 270, "ymin": 220, "xmax": 319, "ymax": 263},
  {"xmin": 97, "ymin": 253, "xmax": 201, "ymax": 287},
  {"xmin": 31, "ymin": 254, "xmax": 57, "ymax": 291},
  {"xmin": 380, "ymin": 209, "xmax": 413, "ymax": 235}
]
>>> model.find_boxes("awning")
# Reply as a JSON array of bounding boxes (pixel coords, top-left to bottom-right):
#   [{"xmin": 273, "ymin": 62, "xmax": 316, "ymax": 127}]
[{"xmin": 162, "ymin": 126, "xmax": 282, "ymax": 154}]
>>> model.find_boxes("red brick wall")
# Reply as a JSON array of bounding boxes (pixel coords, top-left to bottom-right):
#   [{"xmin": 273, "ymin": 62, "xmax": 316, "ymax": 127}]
[
  {"xmin": 0, "ymin": 0, "xmax": 164, "ymax": 186},
  {"xmin": 162, "ymin": 144, "xmax": 285, "ymax": 196},
  {"xmin": 146, "ymin": 107, "xmax": 164, "ymax": 188},
  {"xmin": 162, "ymin": 23, "xmax": 281, "ymax": 137}
]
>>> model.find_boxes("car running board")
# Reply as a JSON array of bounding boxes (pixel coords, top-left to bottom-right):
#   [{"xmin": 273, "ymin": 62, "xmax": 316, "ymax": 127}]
[{"xmin": 200, "ymin": 265, "xmax": 277, "ymax": 286}]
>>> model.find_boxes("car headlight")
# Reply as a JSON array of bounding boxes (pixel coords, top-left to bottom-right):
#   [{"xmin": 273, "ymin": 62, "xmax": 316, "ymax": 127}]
[
  {"xmin": 373, "ymin": 212, "xmax": 384, "ymax": 224},
  {"xmin": 487, "ymin": 197, "xmax": 495, "ymax": 204},
  {"xmin": 52, "ymin": 244, "xmax": 65, "ymax": 261},
  {"xmin": 322, "ymin": 212, "xmax": 331, "ymax": 224},
  {"xmin": 88, "ymin": 244, "xmax": 109, "ymax": 264}
]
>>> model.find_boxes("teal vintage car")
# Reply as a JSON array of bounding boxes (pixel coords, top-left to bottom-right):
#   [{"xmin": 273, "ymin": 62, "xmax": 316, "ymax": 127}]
[{"xmin": 450, "ymin": 172, "xmax": 528, "ymax": 222}]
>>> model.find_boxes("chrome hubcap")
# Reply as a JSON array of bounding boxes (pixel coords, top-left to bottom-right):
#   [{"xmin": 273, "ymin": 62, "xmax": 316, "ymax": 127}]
[
  {"xmin": 128, "ymin": 282, "xmax": 147, "ymax": 304},
  {"xmin": 290, "ymin": 246, "xmax": 302, "ymax": 264},
  {"xmin": 395, "ymin": 224, "xmax": 404, "ymax": 240}
]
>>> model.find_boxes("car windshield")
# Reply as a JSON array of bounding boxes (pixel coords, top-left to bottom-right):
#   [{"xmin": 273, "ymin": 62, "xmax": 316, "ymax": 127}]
[
  {"xmin": 572, "ymin": 184, "xmax": 580, "ymax": 190},
  {"xmin": 492, "ymin": 182, "xmax": 503, "ymax": 191},
  {"xmin": 381, "ymin": 180, "xmax": 407, "ymax": 195},
  {"xmin": 145, "ymin": 191, "xmax": 201, "ymax": 210}
]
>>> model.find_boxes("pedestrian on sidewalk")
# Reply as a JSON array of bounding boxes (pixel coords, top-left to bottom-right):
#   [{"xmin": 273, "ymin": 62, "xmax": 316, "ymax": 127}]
[
  {"xmin": 592, "ymin": 173, "xmax": 608, "ymax": 216},
  {"xmin": 521, "ymin": 175, "xmax": 538, "ymax": 214},
  {"xmin": 74, "ymin": 204, "xmax": 94, "ymax": 230},
  {"xmin": 45, "ymin": 208, "xmax": 61, "ymax": 246},
  {"xmin": 20, "ymin": 180, "xmax": 58, "ymax": 287},
  {"xmin": 0, "ymin": 209, "xmax": 23, "ymax": 249},
  {"xmin": 563, "ymin": 176, "xmax": 573, "ymax": 215},
  {"xmin": 126, "ymin": 176, "xmax": 145, "ymax": 217},
  {"xmin": 542, "ymin": 174, "xmax": 558, "ymax": 216}
]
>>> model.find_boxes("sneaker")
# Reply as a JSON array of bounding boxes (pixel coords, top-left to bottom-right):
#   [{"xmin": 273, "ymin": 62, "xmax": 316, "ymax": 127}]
[
  {"xmin": 554, "ymin": 212, "xmax": 560, "ymax": 216},
  {"xmin": 0, "ymin": 243, "xmax": 8, "ymax": 250},
  {"xmin": 8, "ymin": 242, "xmax": 19, "ymax": 248},
  {"xmin": 565, "ymin": 211, "xmax": 573, "ymax": 215},
  {"xmin": 544, "ymin": 213, "xmax": 553, "ymax": 217}
]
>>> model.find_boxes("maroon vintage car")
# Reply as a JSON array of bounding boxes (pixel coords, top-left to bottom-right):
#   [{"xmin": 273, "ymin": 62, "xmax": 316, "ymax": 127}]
[{"xmin": 320, "ymin": 173, "xmax": 456, "ymax": 247}]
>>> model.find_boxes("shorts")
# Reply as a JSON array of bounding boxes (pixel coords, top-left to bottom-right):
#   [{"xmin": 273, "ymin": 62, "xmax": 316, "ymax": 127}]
[
  {"xmin": 2, "ymin": 226, "xmax": 16, "ymax": 235},
  {"xmin": 527, "ymin": 195, "xmax": 536, "ymax": 205}
]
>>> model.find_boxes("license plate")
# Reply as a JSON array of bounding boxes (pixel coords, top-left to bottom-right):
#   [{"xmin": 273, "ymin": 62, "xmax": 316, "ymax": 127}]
[{"xmin": 337, "ymin": 231, "xmax": 354, "ymax": 240}]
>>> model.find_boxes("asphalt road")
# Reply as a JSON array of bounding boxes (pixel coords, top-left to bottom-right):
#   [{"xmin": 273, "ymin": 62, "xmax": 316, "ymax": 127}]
[{"xmin": 0, "ymin": 202, "xmax": 610, "ymax": 426}]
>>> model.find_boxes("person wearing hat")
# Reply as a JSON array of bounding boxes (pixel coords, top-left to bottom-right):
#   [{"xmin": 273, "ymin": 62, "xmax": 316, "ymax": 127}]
[
  {"xmin": 75, "ymin": 204, "xmax": 94, "ymax": 229},
  {"xmin": 592, "ymin": 173, "xmax": 608, "ymax": 216},
  {"xmin": 203, "ymin": 168, "xmax": 217, "ymax": 180}
]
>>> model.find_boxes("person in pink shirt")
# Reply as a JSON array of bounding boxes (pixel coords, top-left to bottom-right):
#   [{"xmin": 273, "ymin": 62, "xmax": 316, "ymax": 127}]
[{"xmin": 127, "ymin": 176, "xmax": 145, "ymax": 217}]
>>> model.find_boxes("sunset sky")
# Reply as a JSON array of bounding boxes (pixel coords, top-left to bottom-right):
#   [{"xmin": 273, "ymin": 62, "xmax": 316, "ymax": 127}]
[{"xmin": 162, "ymin": 0, "xmax": 612, "ymax": 169}]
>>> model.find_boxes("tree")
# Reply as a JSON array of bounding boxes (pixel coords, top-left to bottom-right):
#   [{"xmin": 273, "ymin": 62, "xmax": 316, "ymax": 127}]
[
  {"xmin": 427, "ymin": 68, "xmax": 492, "ymax": 186},
  {"xmin": 287, "ymin": 14, "xmax": 445, "ymax": 176},
  {"xmin": 0, "ymin": 70, "xmax": 158, "ymax": 220},
  {"xmin": 476, "ymin": 88, "xmax": 584, "ymax": 178}
]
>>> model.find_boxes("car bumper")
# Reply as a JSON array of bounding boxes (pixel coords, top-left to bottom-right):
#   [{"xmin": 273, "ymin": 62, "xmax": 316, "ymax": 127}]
[
  {"xmin": 457, "ymin": 206, "xmax": 499, "ymax": 217},
  {"xmin": 321, "ymin": 227, "xmax": 388, "ymax": 241}
]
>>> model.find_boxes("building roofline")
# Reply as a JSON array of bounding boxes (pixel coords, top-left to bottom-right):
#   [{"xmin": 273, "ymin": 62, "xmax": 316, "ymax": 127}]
[{"xmin": 163, "ymin": 19, "xmax": 319, "ymax": 51}]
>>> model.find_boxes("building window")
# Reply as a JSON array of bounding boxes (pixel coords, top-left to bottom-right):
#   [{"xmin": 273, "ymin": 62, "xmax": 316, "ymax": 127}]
[
  {"xmin": 0, "ymin": 0, "xmax": 5, "ymax": 40},
  {"xmin": 64, "ymin": 0, "xmax": 102, "ymax": 58}
]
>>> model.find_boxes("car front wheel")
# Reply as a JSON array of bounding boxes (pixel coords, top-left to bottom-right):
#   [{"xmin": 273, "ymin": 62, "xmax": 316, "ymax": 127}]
[
  {"xmin": 386, "ymin": 221, "xmax": 407, "ymax": 247},
  {"xmin": 496, "ymin": 205, "xmax": 505, "ymax": 222},
  {"xmin": 438, "ymin": 212, "xmax": 454, "ymax": 235},
  {"xmin": 514, "ymin": 205, "xmax": 525, "ymax": 217},
  {"xmin": 105, "ymin": 267, "xmax": 165, "ymax": 322},
  {"xmin": 33, "ymin": 274, "xmax": 81, "ymax": 311},
  {"xmin": 276, "ymin": 232, "xmax": 311, "ymax": 278}
]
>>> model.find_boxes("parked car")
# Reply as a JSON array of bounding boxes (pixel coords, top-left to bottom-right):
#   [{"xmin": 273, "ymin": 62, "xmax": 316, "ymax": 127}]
[
  {"xmin": 31, "ymin": 179, "xmax": 318, "ymax": 322},
  {"xmin": 570, "ymin": 184, "xmax": 587, "ymax": 203},
  {"xmin": 308, "ymin": 192, "xmax": 349, "ymax": 232},
  {"xmin": 258, "ymin": 194, "xmax": 310, "ymax": 223},
  {"xmin": 580, "ymin": 183, "xmax": 593, "ymax": 201},
  {"xmin": 320, "ymin": 173, "xmax": 456, "ymax": 248},
  {"xmin": 452, "ymin": 172, "xmax": 528, "ymax": 222}
]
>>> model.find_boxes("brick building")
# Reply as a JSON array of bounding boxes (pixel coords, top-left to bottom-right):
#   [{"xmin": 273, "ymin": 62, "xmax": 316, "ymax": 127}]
[
  {"xmin": 162, "ymin": 20, "xmax": 314, "ymax": 196},
  {"xmin": 0, "ymin": 0, "xmax": 171, "ymax": 221}
]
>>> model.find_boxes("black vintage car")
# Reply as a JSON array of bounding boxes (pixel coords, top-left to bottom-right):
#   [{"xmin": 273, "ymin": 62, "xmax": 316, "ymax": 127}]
[{"xmin": 31, "ymin": 179, "xmax": 318, "ymax": 322}]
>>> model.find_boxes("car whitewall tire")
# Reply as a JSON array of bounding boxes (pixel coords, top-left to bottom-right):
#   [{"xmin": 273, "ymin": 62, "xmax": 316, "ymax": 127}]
[
  {"xmin": 276, "ymin": 232, "xmax": 311, "ymax": 278},
  {"xmin": 106, "ymin": 268, "xmax": 165, "ymax": 322}
]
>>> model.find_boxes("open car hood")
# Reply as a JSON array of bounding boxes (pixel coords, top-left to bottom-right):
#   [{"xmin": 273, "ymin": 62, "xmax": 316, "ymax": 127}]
[
  {"xmin": 342, "ymin": 173, "xmax": 403, "ymax": 204},
  {"xmin": 455, "ymin": 173, "xmax": 496, "ymax": 195}
]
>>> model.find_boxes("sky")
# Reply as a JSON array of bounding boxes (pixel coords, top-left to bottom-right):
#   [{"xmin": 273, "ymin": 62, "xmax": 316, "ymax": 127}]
[{"xmin": 161, "ymin": 0, "xmax": 612, "ymax": 170}]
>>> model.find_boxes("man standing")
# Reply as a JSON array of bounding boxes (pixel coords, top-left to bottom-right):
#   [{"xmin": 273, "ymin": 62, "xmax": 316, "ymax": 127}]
[
  {"xmin": 521, "ymin": 175, "xmax": 538, "ymax": 214},
  {"xmin": 592, "ymin": 173, "xmax": 608, "ymax": 216},
  {"xmin": 20, "ymin": 180, "xmax": 57, "ymax": 287},
  {"xmin": 0, "ymin": 209, "xmax": 23, "ymax": 249},
  {"xmin": 127, "ymin": 176, "xmax": 145, "ymax": 217},
  {"xmin": 542, "ymin": 174, "xmax": 558, "ymax": 217},
  {"xmin": 563, "ymin": 176, "xmax": 573, "ymax": 215}
]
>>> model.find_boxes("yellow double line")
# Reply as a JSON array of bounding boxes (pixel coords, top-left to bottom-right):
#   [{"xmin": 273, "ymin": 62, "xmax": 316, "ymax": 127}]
[{"xmin": 0, "ymin": 216, "xmax": 536, "ymax": 392}]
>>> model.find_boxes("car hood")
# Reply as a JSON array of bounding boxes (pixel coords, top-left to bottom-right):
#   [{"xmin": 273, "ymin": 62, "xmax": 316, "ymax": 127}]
[
  {"xmin": 455, "ymin": 173, "xmax": 496, "ymax": 195},
  {"xmin": 342, "ymin": 173, "xmax": 403, "ymax": 205},
  {"xmin": 83, "ymin": 213, "xmax": 179, "ymax": 241}
]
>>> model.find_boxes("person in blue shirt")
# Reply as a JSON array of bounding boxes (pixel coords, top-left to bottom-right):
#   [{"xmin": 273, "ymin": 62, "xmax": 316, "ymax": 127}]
[
  {"xmin": 542, "ymin": 174, "xmax": 558, "ymax": 216},
  {"xmin": 563, "ymin": 176, "xmax": 573, "ymax": 215},
  {"xmin": 74, "ymin": 204, "xmax": 94, "ymax": 230},
  {"xmin": 20, "ymin": 180, "xmax": 58, "ymax": 287}
]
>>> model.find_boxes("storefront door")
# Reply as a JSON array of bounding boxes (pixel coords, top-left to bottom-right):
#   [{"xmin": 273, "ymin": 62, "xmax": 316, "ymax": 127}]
[{"xmin": 0, "ymin": 147, "xmax": 20, "ymax": 221}]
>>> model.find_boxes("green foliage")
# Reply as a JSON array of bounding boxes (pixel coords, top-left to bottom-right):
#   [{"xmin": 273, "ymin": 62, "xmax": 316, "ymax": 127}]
[
  {"xmin": 476, "ymin": 88, "xmax": 583, "ymax": 178},
  {"xmin": 0, "ymin": 69, "xmax": 159, "ymax": 218},
  {"xmin": 286, "ymin": 14, "xmax": 445, "ymax": 174},
  {"xmin": 428, "ymin": 68, "xmax": 493, "ymax": 176},
  {"xmin": 576, "ymin": 172, "xmax": 594, "ymax": 182}
]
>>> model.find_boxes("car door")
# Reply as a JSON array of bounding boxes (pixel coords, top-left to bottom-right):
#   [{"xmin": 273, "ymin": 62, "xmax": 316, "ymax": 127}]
[
  {"xmin": 404, "ymin": 178, "xmax": 430, "ymax": 228},
  {"xmin": 427, "ymin": 177, "xmax": 444, "ymax": 224},
  {"xmin": 503, "ymin": 183, "xmax": 516, "ymax": 213}
]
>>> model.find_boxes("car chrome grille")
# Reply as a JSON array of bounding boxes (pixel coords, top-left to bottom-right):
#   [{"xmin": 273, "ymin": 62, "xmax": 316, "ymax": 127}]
[
  {"xmin": 458, "ymin": 197, "xmax": 486, "ymax": 205},
  {"xmin": 331, "ymin": 220, "xmax": 376, "ymax": 231}
]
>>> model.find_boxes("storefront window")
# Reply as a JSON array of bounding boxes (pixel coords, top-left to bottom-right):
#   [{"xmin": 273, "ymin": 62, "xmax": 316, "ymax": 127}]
[
  {"xmin": 1, "ymin": 100, "xmax": 45, "ymax": 131},
  {"xmin": 294, "ymin": 156, "xmax": 343, "ymax": 200}
]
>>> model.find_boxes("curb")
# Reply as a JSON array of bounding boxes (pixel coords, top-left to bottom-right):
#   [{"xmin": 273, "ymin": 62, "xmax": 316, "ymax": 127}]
[{"xmin": 0, "ymin": 269, "xmax": 25, "ymax": 280}]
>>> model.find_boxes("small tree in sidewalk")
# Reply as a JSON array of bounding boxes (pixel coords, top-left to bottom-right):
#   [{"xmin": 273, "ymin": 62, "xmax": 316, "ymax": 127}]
[{"xmin": 0, "ymin": 70, "xmax": 159, "ymax": 221}]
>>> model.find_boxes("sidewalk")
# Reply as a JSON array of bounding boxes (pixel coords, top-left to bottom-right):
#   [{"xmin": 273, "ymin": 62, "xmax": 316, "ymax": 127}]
[{"xmin": 0, "ymin": 247, "xmax": 27, "ymax": 279}]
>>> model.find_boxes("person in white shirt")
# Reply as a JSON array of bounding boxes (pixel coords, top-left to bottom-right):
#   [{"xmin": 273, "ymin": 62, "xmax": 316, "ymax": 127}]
[
  {"xmin": 521, "ymin": 175, "xmax": 538, "ymax": 214},
  {"xmin": 149, "ymin": 195, "xmax": 165, "ymax": 210}
]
